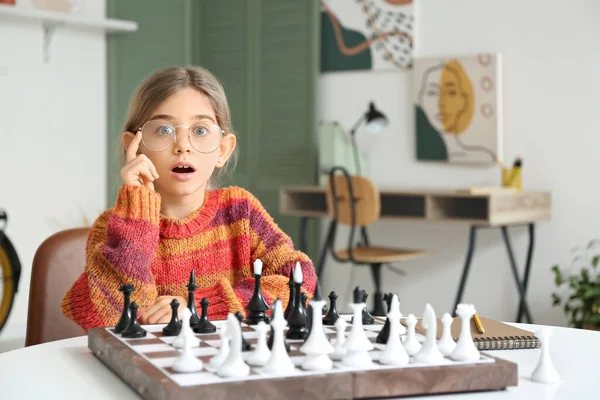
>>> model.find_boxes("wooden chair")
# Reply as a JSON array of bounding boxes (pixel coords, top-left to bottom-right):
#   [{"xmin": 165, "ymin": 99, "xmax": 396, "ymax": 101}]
[
  {"xmin": 25, "ymin": 228, "xmax": 89, "ymax": 346},
  {"xmin": 320, "ymin": 166, "xmax": 429, "ymax": 315}
]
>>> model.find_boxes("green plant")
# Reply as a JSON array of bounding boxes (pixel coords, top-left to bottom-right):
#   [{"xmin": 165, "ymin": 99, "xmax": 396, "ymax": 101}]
[{"xmin": 551, "ymin": 239, "xmax": 600, "ymax": 329}]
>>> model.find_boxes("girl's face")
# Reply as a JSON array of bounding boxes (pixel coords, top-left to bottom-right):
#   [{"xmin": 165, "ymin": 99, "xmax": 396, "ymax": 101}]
[{"xmin": 124, "ymin": 87, "xmax": 236, "ymax": 199}]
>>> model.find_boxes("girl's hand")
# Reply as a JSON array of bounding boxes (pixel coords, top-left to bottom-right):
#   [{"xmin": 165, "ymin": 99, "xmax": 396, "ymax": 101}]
[
  {"xmin": 121, "ymin": 131, "xmax": 159, "ymax": 190},
  {"xmin": 141, "ymin": 296, "xmax": 187, "ymax": 324}
]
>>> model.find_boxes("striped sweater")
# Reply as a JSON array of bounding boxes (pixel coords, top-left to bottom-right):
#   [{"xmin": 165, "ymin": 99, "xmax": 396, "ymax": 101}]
[{"xmin": 61, "ymin": 184, "xmax": 316, "ymax": 330}]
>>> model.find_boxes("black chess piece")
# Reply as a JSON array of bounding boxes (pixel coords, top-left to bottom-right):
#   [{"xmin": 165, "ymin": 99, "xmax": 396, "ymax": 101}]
[
  {"xmin": 284, "ymin": 268, "xmax": 295, "ymax": 321},
  {"xmin": 246, "ymin": 267, "xmax": 270, "ymax": 325},
  {"xmin": 193, "ymin": 297, "xmax": 217, "ymax": 334},
  {"xmin": 235, "ymin": 311, "xmax": 252, "ymax": 352},
  {"xmin": 162, "ymin": 299, "xmax": 182, "ymax": 336},
  {"xmin": 121, "ymin": 302, "xmax": 146, "ymax": 338},
  {"xmin": 286, "ymin": 273, "xmax": 309, "ymax": 340},
  {"xmin": 376, "ymin": 293, "xmax": 393, "ymax": 344},
  {"xmin": 304, "ymin": 292, "xmax": 312, "ymax": 334},
  {"xmin": 361, "ymin": 289, "xmax": 375, "ymax": 325},
  {"xmin": 187, "ymin": 270, "xmax": 200, "ymax": 328},
  {"xmin": 323, "ymin": 291, "xmax": 340, "ymax": 326},
  {"xmin": 115, "ymin": 283, "xmax": 133, "ymax": 333}
]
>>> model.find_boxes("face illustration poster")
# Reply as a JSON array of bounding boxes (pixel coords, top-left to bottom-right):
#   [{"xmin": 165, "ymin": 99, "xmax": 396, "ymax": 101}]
[{"xmin": 414, "ymin": 53, "xmax": 502, "ymax": 166}]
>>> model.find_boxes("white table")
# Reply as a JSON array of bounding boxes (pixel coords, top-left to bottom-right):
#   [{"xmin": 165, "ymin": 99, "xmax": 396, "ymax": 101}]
[{"xmin": 1, "ymin": 323, "xmax": 599, "ymax": 399}]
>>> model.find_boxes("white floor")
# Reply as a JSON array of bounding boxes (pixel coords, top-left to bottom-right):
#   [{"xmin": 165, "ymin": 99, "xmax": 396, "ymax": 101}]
[{"xmin": 0, "ymin": 323, "xmax": 26, "ymax": 354}]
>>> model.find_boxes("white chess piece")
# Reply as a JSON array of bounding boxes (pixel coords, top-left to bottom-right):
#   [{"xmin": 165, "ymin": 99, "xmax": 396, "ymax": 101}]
[
  {"xmin": 438, "ymin": 313, "xmax": 457, "ymax": 357},
  {"xmin": 172, "ymin": 308, "xmax": 200, "ymax": 349},
  {"xmin": 329, "ymin": 317, "xmax": 347, "ymax": 361},
  {"xmin": 450, "ymin": 304, "xmax": 480, "ymax": 362},
  {"xmin": 172, "ymin": 324, "xmax": 204, "ymax": 373},
  {"xmin": 531, "ymin": 327, "xmax": 560, "ymax": 384},
  {"xmin": 402, "ymin": 313, "xmax": 422, "ymax": 356},
  {"xmin": 379, "ymin": 294, "xmax": 409, "ymax": 365},
  {"xmin": 246, "ymin": 321, "xmax": 271, "ymax": 367},
  {"xmin": 342, "ymin": 299, "xmax": 374, "ymax": 367},
  {"xmin": 300, "ymin": 291, "xmax": 334, "ymax": 371},
  {"xmin": 262, "ymin": 299, "xmax": 296, "ymax": 375},
  {"xmin": 208, "ymin": 325, "xmax": 229, "ymax": 370},
  {"xmin": 414, "ymin": 304, "xmax": 444, "ymax": 363},
  {"xmin": 217, "ymin": 313, "xmax": 250, "ymax": 378}
]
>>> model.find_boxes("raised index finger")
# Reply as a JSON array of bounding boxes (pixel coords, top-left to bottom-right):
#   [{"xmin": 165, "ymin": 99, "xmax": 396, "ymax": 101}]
[{"xmin": 126, "ymin": 131, "xmax": 143, "ymax": 163}]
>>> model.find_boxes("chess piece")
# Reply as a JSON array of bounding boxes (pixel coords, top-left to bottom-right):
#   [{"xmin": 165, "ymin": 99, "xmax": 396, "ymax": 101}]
[
  {"xmin": 438, "ymin": 312, "xmax": 457, "ymax": 356},
  {"xmin": 121, "ymin": 302, "xmax": 146, "ymax": 338},
  {"xmin": 172, "ymin": 324, "xmax": 204, "ymax": 373},
  {"xmin": 186, "ymin": 270, "xmax": 200, "ymax": 328},
  {"xmin": 379, "ymin": 294, "xmax": 409, "ymax": 365},
  {"xmin": 263, "ymin": 299, "xmax": 296, "ymax": 375},
  {"xmin": 303, "ymin": 292, "xmax": 312, "ymax": 334},
  {"xmin": 246, "ymin": 259, "xmax": 270, "ymax": 325},
  {"xmin": 329, "ymin": 316, "xmax": 347, "ymax": 361},
  {"xmin": 209, "ymin": 325, "xmax": 229, "ymax": 370},
  {"xmin": 450, "ymin": 304, "xmax": 480, "ymax": 362},
  {"xmin": 402, "ymin": 313, "xmax": 422, "ymax": 356},
  {"xmin": 414, "ymin": 303, "xmax": 444, "ymax": 363},
  {"xmin": 361, "ymin": 290, "xmax": 375, "ymax": 325},
  {"xmin": 173, "ymin": 308, "xmax": 200, "ymax": 349},
  {"xmin": 531, "ymin": 327, "xmax": 560, "ymax": 384},
  {"xmin": 342, "ymin": 288, "xmax": 374, "ymax": 367},
  {"xmin": 267, "ymin": 298, "xmax": 291, "ymax": 352},
  {"xmin": 217, "ymin": 313, "xmax": 251, "ymax": 378},
  {"xmin": 323, "ymin": 291, "xmax": 340, "ymax": 326},
  {"xmin": 284, "ymin": 267, "xmax": 295, "ymax": 321},
  {"xmin": 115, "ymin": 284, "xmax": 133, "ymax": 333},
  {"xmin": 376, "ymin": 293, "xmax": 393, "ymax": 344},
  {"xmin": 246, "ymin": 321, "xmax": 271, "ymax": 367},
  {"xmin": 162, "ymin": 299, "xmax": 182, "ymax": 336},
  {"xmin": 286, "ymin": 262, "xmax": 309, "ymax": 340},
  {"xmin": 300, "ymin": 281, "xmax": 333, "ymax": 371},
  {"xmin": 234, "ymin": 312, "xmax": 252, "ymax": 352},
  {"xmin": 193, "ymin": 298, "xmax": 217, "ymax": 334}
]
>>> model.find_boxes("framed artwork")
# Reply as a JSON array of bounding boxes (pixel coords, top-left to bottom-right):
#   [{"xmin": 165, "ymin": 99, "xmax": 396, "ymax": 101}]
[
  {"xmin": 321, "ymin": 0, "xmax": 414, "ymax": 72},
  {"xmin": 414, "ymin": 53, "xmax": 502, "ymax": 166}
]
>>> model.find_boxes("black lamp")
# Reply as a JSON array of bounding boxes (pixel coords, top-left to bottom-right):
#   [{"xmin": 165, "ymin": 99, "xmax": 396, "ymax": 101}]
[{"xmin": 349, "ymin": 101, "xmax": 388, "ymax": 175}]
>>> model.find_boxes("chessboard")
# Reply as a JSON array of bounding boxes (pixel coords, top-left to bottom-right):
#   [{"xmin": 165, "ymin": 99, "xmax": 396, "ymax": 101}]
[{"xmin": 88, "ymin": 314, "xmax": 518, "ymax": 400}]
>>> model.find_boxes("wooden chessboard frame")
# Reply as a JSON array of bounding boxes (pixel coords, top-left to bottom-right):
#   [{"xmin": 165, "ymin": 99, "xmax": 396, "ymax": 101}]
[{"xmin": 88, "ymin": 324, "xmax": 518, "ymax": 400}]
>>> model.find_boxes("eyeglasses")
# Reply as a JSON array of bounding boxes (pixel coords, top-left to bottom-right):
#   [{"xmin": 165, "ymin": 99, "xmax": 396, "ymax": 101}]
[{"xmin": 137, "ymin": 118, "xmax": 225, "ymax": 153}]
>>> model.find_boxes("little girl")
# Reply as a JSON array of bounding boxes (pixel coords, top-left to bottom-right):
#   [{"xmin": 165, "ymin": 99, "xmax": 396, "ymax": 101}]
[{"xmin": 61, "ymin": 66, "xmax": 317, "ymax": 330}]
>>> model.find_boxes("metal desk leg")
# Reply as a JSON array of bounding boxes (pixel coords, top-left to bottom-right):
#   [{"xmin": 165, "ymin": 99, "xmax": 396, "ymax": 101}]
[
  {"xmin": 501, "ymin": 226, "xmax": 534, "ymax": 324},
  {"xmin": 517, "ymin": 223, "xmax": 535, "ymax": 322},
  {"xmin": 298, "ymin": 216, "xmax": 308, "ymax": 253},
  {"xmin": 453, "ymin": 226, "xmax": 478, "ymax": 316},
  {"xmin": 316, "ymin": 220, "xmax": 335, "ymax": 280}
]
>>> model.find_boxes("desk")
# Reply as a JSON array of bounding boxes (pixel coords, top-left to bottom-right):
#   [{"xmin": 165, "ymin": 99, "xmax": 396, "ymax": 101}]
[
  {"xmin": 280, "ymin": 186, "xmax": 552, "ymax": 323},
  {"xmin": 1, "ymin": 323, "xmax": 597, "ymax": 399}
]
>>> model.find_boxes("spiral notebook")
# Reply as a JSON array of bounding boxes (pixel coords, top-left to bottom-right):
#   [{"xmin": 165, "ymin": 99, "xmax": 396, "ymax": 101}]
[{"xmin": 411, "ymin": 316, "xmax": 541, "ymax": 351}]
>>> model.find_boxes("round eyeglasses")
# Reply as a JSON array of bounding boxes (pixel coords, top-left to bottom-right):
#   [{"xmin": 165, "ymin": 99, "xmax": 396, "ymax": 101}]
[{"xmin": 137, "ymin": 118, "xmax": 225, "ymax": 153}]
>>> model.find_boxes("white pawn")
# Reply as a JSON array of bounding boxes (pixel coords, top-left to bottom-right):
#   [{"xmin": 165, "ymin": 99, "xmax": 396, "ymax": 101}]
[
  {"xmin": 342, "ymin": 295, "xmax": 374, "ymax": 367},
  {"xmin": 531, "ymin": 327, "xmax": 560, "ymax": 384},
  {"xmin": 262, "ymin": 299, "xmax": 296, "ymax": 375},
  {"xmin": 379, "ymin": 294, "xmax": 409, "ymax": 365},
  {"xmin": 173, "ymin": 308, "xmax": 200, "ymax": 349},
  {"xmin": 300, "ymin": 287, "xmax": 334, "ymax": 370},
  {"xmin": 209, "ymin": 325, "xmax": 229, "ymax": 370},
  {"xmin": 217, "ymin": 313, "xmax": 250, "ymax": 378},
  {"xmin": 171, "ymin": 323, "xmax": 204, "ymax": 373},
  {"xmin": 438, "ymin": 313, "xmax": 457, "ymax": 357},
  {"xmin": 329, "ymin": 317, "xmax": 347, "ymax": 361},
  {"xmin": 414, "ymin": 304, "xmax": 444, "ymax": 364},
  {"xmin": 246, "ymin": 321, "xmax": 271, "ymax": 367},
  {"xmin": 402, "ymin": 313, "xmax": 422, "ymax": 356},
  {"xmin": 451, "ymin": 304, "xmax": 480, "ymax": 362}
]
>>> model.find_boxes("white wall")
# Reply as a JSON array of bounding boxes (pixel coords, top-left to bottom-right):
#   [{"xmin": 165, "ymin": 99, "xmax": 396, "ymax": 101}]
[
  {"xmin": 318, "ymin": 0, "xmax": 600, "ymax": 326},
  {"xmin": 0, "ymin": 1, "xmax": 107, "ymax": 349}
]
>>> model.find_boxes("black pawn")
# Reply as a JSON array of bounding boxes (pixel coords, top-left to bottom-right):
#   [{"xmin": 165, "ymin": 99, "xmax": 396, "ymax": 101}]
[
  {"xmin": 235, "ymin": 312, "xmax": 252, "ymax": 352},
  {"xmin": 246, "ymin": 269, "xmax": 270, "ymax": 325},
  {"xmin": 267, "ymin": 298, "xmax": 290, "ymax": 352},
  {"xmin": 376, "ymin": 293, "xmax": 394, "ymax": 344},
  {"xmin": 304, "ymin": 292, "xmax": 312, "ymax": 335},
  {"xmin": 323, "ymin": 291, "xmax": 340, "ymax": 326},
  {"xmin": 162, "ymin": 299, "xmax": 182, "ymax": 336},
  {"xmin": 187, "ymin": 270, "xmax": 200, "ymax": 328},
  {"xmin": 115, "ymin": 283, "xmax": 133, "ymax": 333},
  {"xmin": 361, "ymin": 290, "xmax": 375, "ymax": 325},
  {"xmin": 121, "ymin": 302, "xmax": 146, "ymax": 338},
  {"xmin": 193, "ymin": 297, "xmax": 217, "ymax": 334},
  {"xmin": 284, "ymin": 268, "xmax": 296, "ymax": 321},
  {"xmin": 286, "ymin": 277, "xmax": 309, "ymax": 340}
]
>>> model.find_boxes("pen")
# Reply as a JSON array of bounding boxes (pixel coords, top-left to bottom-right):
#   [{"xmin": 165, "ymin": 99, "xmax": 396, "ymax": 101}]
[{"xmin": 474, "ymin": 313, "xmax": 485, "ymax": 334}]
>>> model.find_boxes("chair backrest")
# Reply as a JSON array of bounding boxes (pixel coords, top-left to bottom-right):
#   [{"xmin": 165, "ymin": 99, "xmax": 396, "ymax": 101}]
[
  {"xmin": 325, "ymin": 167, "xmax": 381, "ymax": 227},
  {"xmin": 25, "ymin": 227, "xmax": 89, "ymax": 347}
]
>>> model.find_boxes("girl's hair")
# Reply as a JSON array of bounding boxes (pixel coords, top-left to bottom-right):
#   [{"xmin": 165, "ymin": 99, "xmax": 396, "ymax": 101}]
[{"xmin": 118, "ymin": 66, "xmax": 238, "ymax": 184}]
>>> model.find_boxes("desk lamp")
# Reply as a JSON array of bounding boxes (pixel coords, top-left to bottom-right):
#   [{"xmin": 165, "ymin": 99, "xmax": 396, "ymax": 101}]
[{"xmin": 349, "ymin": 101, "xmax": 388, "ymax": 175}]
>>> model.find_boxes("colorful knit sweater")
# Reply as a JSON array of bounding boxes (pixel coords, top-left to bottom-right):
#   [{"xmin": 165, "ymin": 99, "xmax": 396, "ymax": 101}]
[{"xmin": 61, "ymin": 184, "xmax": 317, "ymax": 331}]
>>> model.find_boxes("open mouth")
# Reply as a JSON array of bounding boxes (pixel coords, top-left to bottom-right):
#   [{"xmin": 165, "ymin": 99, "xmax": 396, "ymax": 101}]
[{"xmin": 172, "ymin": 165, "xmax": 195, "ymax": 174}]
